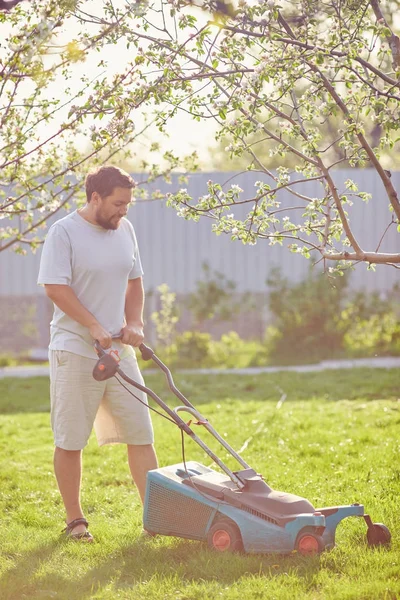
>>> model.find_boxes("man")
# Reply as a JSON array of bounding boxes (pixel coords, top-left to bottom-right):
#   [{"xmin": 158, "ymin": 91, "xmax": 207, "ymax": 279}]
[{"xmin": 37, "ymin": 165, "xmax": 158, "ymax": 542}]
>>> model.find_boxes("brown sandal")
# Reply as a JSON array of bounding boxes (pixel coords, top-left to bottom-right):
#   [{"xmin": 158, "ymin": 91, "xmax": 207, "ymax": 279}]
[{"xmin": 63, "ymin": 518, "xmax": 94, "ymax": 542}]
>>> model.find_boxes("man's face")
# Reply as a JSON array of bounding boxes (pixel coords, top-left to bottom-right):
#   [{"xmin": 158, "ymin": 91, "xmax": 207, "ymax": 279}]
[{"xmin": 93, "ymin": 186, "xmax": 132, "ymax": 230}]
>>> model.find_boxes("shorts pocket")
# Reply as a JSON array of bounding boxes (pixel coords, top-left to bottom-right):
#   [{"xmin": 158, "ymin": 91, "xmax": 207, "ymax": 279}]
[{"xmin": 55, "ymin": 350, "xmax": 69, "ymax": 367}]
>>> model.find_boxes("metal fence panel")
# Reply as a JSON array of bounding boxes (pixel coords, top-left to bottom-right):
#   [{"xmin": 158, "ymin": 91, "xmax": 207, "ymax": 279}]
[{"xmin": 1, "ymin": 169, "xmax": 399, "ymax": 297}]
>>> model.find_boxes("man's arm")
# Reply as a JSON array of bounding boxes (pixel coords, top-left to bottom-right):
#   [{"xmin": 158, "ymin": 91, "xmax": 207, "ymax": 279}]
[
  {"xmin": 121, "ymin": 277, "xmax": 145, "ymax": 347},
  {"xmin": 44, "ymin": 284, "xmax": 112, "ymax": 348}
]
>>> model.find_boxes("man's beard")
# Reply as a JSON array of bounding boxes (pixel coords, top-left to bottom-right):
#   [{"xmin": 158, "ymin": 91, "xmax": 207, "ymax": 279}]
[{"xmin": 95, "ymin": 211, "xmax": 121, "ymax": 230}]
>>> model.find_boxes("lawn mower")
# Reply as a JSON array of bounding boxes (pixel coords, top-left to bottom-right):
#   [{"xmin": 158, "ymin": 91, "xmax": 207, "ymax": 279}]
[{"xmin": 93, "ymin": 341, "xmax": 391, "ymax": 555}]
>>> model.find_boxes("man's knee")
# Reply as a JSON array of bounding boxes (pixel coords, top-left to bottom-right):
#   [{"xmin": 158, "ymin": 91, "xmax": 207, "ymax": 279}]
[
  {"xmin": 127, "ymin": 443, "xmax": 154, "ymax": 453},
  {"xmin": 55, "ymin": 446, "xmax": 82, "ymax": 457}
]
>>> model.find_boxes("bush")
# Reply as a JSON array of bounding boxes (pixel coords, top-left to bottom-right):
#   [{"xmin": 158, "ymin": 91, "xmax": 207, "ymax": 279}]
[
  {"xmin": 139, "ymin": 331, "xmax": 267, "ymax": 370},
  {"xmin": 265, "ymin": 267, "xmax": 349, "ymax": 364},
  {"xmin": 138, "ymin": 272, "xmax": 400, "ymax": 370},
  {"xmin": 0, "ymin": 353, "xmax": 17, "ymax": 367},
  {"xmin": 343, "ymin": 312, "xmax": 400, "ymax": 357},
  {"xmin": 174, "ymin": 331, "xmax": 212, "ymax": 368},
  {"xmin": 209, "ymin": 332, "xmax": 267, "ymax": 368},
  {"xmin": 186, "ymin": 262, "xmax": 241, "ymax": 326},
  {"xmin": 265, "ymin": 268, "xmax": 400, "ymax": 364}
]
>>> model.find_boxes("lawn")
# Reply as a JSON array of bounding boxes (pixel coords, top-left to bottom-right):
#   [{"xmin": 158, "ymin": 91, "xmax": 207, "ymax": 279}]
[{"xmin": 0, "ymin": 368, "xmax": 399, "ymax": 600}]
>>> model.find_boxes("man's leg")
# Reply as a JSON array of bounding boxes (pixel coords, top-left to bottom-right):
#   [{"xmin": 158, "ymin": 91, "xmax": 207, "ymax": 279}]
[
  {"xmin": 50, "ymin": 351, "xmax": 106, "ymax": 537},
  {"xmin": 127, "ymin": 444, "xmax": 158, "ymax": 504},
  {"xmin": 54, "ymin": 447, "xmax": 87, "ymax": 534}
]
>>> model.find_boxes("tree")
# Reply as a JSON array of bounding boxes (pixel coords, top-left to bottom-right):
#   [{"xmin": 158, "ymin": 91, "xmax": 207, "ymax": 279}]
[
  {"xmin": 209, "ymin": 4, "xmax": 400, "ymax": 173},
  {"xmin": 165, "ymin": 0, "xmax": 400, "ymax": 269},
  {"xmin": 2, "ymin": 0, "xmax": 400, "ymax": 270},
  {"xmin": 81, "ymin": 0, "xmax": 400, "ymax": 270},
  {"xmin": 0, "ymin": 0, "xmax": 198, "ymax": 254}
]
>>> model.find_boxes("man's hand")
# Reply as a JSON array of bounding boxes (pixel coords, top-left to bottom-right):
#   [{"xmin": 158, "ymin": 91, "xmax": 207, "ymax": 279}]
[
  {"xmin": 121, "ymin": 323, "xmax": 145, "ymax": 347},
  {"xmin": 89, "ymin": 323, "xmax": 112, "ymax": 349}
]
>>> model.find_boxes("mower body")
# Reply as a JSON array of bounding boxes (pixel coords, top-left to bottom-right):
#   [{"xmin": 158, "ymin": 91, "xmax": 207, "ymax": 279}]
[{"xmin": 144, "ymin": 461, "xmax": 363, "ymax": 553}]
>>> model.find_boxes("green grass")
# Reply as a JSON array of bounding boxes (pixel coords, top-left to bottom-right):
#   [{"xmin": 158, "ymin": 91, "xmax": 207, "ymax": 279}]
[{"xmin": 0, "ymin": 368, "xmax": 399, "ymax": 600}]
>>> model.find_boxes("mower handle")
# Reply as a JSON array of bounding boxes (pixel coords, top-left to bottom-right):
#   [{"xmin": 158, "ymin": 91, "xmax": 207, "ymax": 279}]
[
  {"xmin": 112, "ymin": 365, "xmax": 246, "ymax": 489},
  {"xmin": 138, "ymin": 343, "xmax": 251, "ymax": 472},
  {"xmin": 94, "ymin": 333, "xmax": 123, "ymax": 355},
  {"xmin": 93, "ymin": 339, "xmax": 249, "ymax": 489},
  {"xmin": 139, "ymin": 342, "xmax": 154, "ymax": 361},
  {"xmin": 95, "ymin": 341, "xmax": 202, "ymax": 413},
  {"xmin": 138, "ymin": 343, "xmax": 198, "ymax": 412}
]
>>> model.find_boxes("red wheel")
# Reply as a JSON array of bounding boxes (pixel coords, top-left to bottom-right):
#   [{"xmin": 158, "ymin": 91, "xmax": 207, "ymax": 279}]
[
  {"xmin": 296, "ymin": 533, "xmax": 325, "ymax": 555},
  {"xmin": 367, "ymin": 523, "xmax": 391, "ymax": 547},
  {"xmin": 207, "ymin": 520, "xmax": 243, "ymax": 553},
  {"xmin": 212, "ymin": 529, "xmax": 232, "ymax": 551}
]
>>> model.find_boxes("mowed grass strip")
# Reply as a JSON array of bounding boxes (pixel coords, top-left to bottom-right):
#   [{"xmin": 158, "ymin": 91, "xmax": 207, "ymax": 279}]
[{"xmin": 0, "ymin": 368, "xmax": 399, "ymax": 600}]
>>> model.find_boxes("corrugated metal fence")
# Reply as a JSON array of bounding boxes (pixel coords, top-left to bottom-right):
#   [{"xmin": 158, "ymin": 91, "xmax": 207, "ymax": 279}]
[
  {"xmin": 0, "ymin": 169, "xmax": 399, "ymax": 352},
  {"xmin": 1, "ymin": 169, "xmax": 399, "ymax": 296}
]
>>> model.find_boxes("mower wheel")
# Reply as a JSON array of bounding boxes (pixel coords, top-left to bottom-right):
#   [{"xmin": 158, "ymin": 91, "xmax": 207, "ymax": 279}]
[
  {"xmin": 207, "ymin": 519, "xmax": 243, "ymax": 553},
  {"xmin": 295, "ymin": 532, "xmax": 325, "ymax": 556},
  {"xmin": 367, "ymin": 523, "xmax": 391, "ymax": 547}
]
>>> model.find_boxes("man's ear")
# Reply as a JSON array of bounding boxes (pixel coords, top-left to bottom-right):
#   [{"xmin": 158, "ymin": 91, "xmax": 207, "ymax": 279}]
[{"xmin": 91, "ymin": 191, "xmax": 101, "ymax": 206}]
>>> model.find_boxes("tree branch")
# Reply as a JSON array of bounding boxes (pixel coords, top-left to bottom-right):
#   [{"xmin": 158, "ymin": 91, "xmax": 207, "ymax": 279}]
[
  {"xmin": 222, "ymin": 24, "xmax": 400, "ymax": 87},
  {"xmin": 322, "ymin": 251, "xmax": 400, "ymax": 264},
  {"xmin": 307, "ymin": 62, "xmax": 400, "ymax": 221},
  {"xmin": 369, "ymin": 0, "xmax": 400, "ymax": 69},
  {"xmin": 0, "ymin": 0, "xmax": 25, "ymax": 10}
]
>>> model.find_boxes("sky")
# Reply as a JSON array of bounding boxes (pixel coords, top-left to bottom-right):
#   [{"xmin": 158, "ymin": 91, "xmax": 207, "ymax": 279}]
[
  {"xmin": 42, "ymin": 0, "xmax": 221, "ymax": 169},
  {"xmin": 0, "ymin": 0, "xmax": 222, "ymax": 169}
]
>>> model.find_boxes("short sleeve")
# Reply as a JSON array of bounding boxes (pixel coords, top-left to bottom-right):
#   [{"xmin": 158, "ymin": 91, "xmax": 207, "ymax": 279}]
[
  {"xmin": 128, "ymin": 226, "xmax": 144, "ymax": 280},
  {"xmin": 37, "ymin": 223, "xmax": 72, "ymax": 286}
]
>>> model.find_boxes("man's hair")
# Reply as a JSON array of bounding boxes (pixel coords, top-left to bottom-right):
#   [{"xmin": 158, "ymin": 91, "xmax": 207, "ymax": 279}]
[{"xmin": 85, "ymin": 165, "xmax": 135, "ymax": 202}]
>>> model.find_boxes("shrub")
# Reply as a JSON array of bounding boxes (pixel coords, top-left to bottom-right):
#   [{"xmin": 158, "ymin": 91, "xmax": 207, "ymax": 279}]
[
  {"xmin": 150, "ymin": 283, "xmax": 179, "ymax": 347},
  {"xmin": 173, "ymin": 331, "xmax": 213, "ymax": 368},
  {"xmin": 265, "ymin": 268, "xmax": 400, "ymax": 364},
  {"xmin": 343, "ymin": 313, "xmax": 400, "ymax": 357},
  {"xmin": 186, "ymin": 262, "xmax": 254, "ymax": 327},
  {"xmin": 209, "ymin": 332, "xmax": 267, "ymax": 368},
  {"xmin": 265, "ymin": 267, "xmax": 349, "ymax": 364},
  {"xmin": 139, "ymin": 331, "xmax": 267, "ymax": 370},
  {"xmin": 0, "ymin": 353, "xmax": 17, "ymax": 367}
]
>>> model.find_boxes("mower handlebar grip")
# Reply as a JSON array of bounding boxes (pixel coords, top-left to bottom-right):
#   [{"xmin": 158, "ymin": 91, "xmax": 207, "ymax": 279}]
[
  {"xmin": 94, "ymin": 340, "xmax": 106, "ymax": 356},
  {"xmin": 139, "ymin": 343, "xmax": 155, "ymax": 361}
]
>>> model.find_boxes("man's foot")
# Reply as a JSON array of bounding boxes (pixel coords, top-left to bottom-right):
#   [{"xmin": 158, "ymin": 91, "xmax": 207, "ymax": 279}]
[{"xmin": 63, "ymin": 518, "xmax": 94, "ymax": 542}]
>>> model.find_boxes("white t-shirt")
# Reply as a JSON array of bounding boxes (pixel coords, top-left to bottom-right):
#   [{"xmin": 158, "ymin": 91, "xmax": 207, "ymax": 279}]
[{"xmin": 37, "ymin": 210, "xmax": 144, "ymax": 358}]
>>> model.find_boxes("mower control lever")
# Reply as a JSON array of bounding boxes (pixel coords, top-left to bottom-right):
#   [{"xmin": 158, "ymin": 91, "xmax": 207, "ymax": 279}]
[
  {"xmin": 174, "ymin": 406, "xmax": 208, "ymax": 424},
  {"xmin": 175, "ymin": 405, "xmax": 251, "ymax": 472}
]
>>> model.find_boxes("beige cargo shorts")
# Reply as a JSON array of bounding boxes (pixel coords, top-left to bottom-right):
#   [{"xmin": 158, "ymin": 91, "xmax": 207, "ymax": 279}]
[{"xmin": 49, "ymin": 350, "xmax": 154, "ymax": 451}]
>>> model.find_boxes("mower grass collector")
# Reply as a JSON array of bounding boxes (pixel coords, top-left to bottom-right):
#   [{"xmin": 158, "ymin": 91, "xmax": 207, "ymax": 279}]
[{"xmin": 93, "ymin": 341, "xmax": 391, "ymax": 556}]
